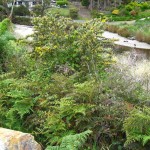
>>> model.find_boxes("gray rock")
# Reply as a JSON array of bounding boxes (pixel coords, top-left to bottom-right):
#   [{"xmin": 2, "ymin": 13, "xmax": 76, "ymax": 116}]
[{"xmin": 0, "ymin": 128, "xmax": 41, "ymax": 150}]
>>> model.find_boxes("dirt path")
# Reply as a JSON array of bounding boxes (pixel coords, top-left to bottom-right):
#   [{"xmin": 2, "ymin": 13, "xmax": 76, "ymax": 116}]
[
  {"xmin": 73, "ymin": 2, "xmax": 91, "ymax": 19},
  {"xmin": 14, "ymin": 24, "xmax": 33, "ymax": 39},
  {"xmin": 102, "ymin": 31, "xmax": 150, "ymax": 49}
]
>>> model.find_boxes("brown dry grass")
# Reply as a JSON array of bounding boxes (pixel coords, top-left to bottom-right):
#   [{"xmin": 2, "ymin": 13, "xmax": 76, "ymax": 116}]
[
  {"xmin": 117, "ymin": 27, "xmax": 131, "ymax": 37},
  {"xmin": 105, "ymin": 24, "xmax": 119, "ymax": 33},
  {"xmin": 135, "ymin": 31, "xmax": 150, "ymax": 44}
]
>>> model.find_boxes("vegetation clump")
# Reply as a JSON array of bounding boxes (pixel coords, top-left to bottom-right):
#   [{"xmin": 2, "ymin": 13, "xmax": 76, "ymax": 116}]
[{"xmin": 0, "ymin": 9, "xmax": 150, "ymax": 150}]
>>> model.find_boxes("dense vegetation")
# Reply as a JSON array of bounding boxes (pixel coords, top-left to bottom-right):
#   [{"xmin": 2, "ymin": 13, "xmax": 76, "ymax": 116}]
[
  {"xmin": 107, "ymin": 1, "xmax": 150, "ymax": 21},
  {"xmin": 0, "ymin": 13, "xmax": 150, "ymax": 150},
  {"xmin": 0, "ymin": 0, "xmax": 150, "ymax": 149}
]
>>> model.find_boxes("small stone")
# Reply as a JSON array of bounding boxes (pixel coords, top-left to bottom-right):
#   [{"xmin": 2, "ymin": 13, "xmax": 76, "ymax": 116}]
[{"xmin": 0, "ymin": 128, "xmax": 41, "ymax": 150}]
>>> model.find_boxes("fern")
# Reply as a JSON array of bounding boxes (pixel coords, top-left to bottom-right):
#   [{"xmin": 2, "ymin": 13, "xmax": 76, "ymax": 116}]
[
  {"xmin": 0, "ymin": 76, "xmax": 35, "ymax": 129},
  {"xmin": 46, "ymin": 130, "xmax": 92, "ymax": 150},
  {"xmin": 124, "ymin": 107, "xmax": 150, "ymax": 147}
]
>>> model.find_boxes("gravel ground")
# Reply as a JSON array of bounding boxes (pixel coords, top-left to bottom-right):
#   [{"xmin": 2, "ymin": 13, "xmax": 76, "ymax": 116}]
[{"xmin": 14, "ymin": 24, "xmax": 33, "ymax": 38}]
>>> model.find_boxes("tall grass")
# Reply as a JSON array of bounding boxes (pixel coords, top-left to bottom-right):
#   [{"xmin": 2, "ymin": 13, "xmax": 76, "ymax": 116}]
[{"xmin": 115, "ymin": 50, "xmax": 150, "ymax": 92}]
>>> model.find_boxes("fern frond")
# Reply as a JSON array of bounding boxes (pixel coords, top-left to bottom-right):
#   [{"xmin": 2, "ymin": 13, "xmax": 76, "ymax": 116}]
[
  {"xmin": 124, "ymin": 107, "xmax": 150, "ymax": 147},
  {"xmin": 46, "ymin": 130, "xmax": 92, "ymax": 150},
  {"xmin": 142, "ymin": 136, "xmax": 150, "ymax": 146},
  {"xmin": 60, "ymin": 130, "xmax": 92, "ymax": 150}
]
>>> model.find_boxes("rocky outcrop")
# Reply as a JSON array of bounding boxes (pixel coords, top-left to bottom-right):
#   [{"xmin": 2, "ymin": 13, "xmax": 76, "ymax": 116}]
[{"xmin": 0, "ymin": 128, "xmax": 41, "ymax": 150}]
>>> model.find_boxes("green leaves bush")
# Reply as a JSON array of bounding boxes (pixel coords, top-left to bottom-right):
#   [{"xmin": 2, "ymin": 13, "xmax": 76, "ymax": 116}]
[
  {"xmin": 13, "ymin": 5, "xmax": 30, "ymax": 16},
  {"xmin": 0, "ymin": 19, "xmax": 15, "ymax": 72},
  {"xmin": 32, "ymin": 14, "xmax": 113, "ymax": 78},
  {"xmin": 69, "ymin": 8, "xmax": 78, "ymax": 19}
]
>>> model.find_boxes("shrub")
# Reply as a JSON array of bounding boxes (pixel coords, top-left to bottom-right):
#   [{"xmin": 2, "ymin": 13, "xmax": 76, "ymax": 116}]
[
  {"xmin": 140, "ymin": 2, "xmax": 149, "ymax": 11},
  {"xmin": 125, "ymin": 4, "xmax": 133, "ymax": 11},
  {"xmin": 81, "ymin": 0, "xmax": 90, "ymax": 7},
  {"xmin": 117, "ymin": 27, "xmax": 131, "ymax": 37},
  {"xmin": 135, "ymin": 31, "xmax": 150, "ymax": 44},
  {"xmin": 0, "ymin": 19, "xmax": 15, "ymax": 72},
  {"xmin": 91, "ymin": 10, "xmax": 104, "ymax": 18},
  {"xmin": 32, "ymin": 4, "xmax": 43, "ymax": 16},
  {"xmin": 130, "ymin": 10, "xmax": 137, "ymax": 16},
  {"xmin": 120, "ymin": 8, "xmax": 130, "ymax": 16},
  {"xmin": 135, "ymin": 31, "xmax": 144, "ymax": 42},
  {"xmin": 12, "ymin": 16, "xmax": 32, "ymax": 25},
  {"xmin": 0, "ymin": 18, "xmax": 11, "ymax": 35},
  {"xmin": 69, "ymin": 7, "xmax": 78, "ymax": 19},
  {"xmin": 105, "ymin": 24, "xmax": 119, "ymax": 33},
  {"xmin": 13, "ymin": 5, "xmax": 30, "ymax": 16}
]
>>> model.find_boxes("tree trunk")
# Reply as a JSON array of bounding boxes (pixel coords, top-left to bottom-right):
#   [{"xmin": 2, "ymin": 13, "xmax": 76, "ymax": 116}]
[
  {"xmin": 9, "ymin": 0, "xmax": 15, "ymax": 20},
  {"xmin": 103, "ymin": 0, "xmax": 106, "ymax": 9},
  {"xmin": 97, "ymin": 0, "xmax": 100, "ymax": 10}
]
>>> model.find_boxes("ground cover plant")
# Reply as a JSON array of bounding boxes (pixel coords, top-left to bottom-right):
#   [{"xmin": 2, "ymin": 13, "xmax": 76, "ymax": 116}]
[{"xmin": 0, "ymin": 14, "xmax": 150, "ymax": 150}]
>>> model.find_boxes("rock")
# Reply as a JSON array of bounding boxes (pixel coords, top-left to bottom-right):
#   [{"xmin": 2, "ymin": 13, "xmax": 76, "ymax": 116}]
[
  {"xmin": 0, "ymin": 128, "xmax": 42, "ymax": 150},
  {"xmin": 129, "ymin": 37, "xmax": 135, "ymax": 40}
]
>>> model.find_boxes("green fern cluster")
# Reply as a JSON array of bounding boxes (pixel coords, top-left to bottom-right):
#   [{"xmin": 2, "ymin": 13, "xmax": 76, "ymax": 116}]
[
  {"xmin": 124, "ymin": 106, "xmax": 150, "ymax": 149},
  {"xmin": 0, "ymin": 74, "xmax": 35, "ymax": 129},
  {"xmin": 46, "ymin": 130, "xmax": 92, "ymax": 150}
]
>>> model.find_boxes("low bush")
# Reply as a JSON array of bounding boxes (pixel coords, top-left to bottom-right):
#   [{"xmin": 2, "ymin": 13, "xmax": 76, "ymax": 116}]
[
  {"xmin": 135, "ymin": 31, "xmax": 150, "ymax": 44},
  {"xmin": 135, "ymin": 31, "xmax": 144, "ymax": 42},
  {"xmin": 91, "ymin": 10, "xmax": 104, "ymax": 18},
  {"xmin": 117, "ymin": 27, "xmax": 131, "ymax": 37},
  {"xmin": 105, "ymin": 24, "xmax": 119, "ymax": 33},
  {"xmin": 69, "ymin": 7, "xmax": 78, "ymax": 19},
  {"xmin": 140, "ymin": 2, "xmax": 149, "ymax": 11},
  {"xmin": 81, "ymin": 0, "xmax": 90, "ymax": 7},
  {"xmin": 32, "ymin": 4, "xmax": 43, "ymax": 16},
  {"xmin": 120, "ymin": 8, "xmax": 130, "ymax": 16},
  {"xmin": 0, "ymin": 19, "xmax": 15, "ymax": 72},
  {"xmin": 130, "ymin": 10, "xmax": 138, "ymax": 16},
  {"xmin": 13, "ymin": 5, "xmax": 30, "ymax": 16},
  {"xmin": 12, "ymin": 16, "xmax": 32, "ymax": 25}
]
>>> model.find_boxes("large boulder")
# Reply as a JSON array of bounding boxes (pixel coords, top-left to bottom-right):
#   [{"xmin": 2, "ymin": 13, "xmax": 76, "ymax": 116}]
[{"xmin": 0, "ymin": 128, "xmax": 41, "ymax": 150}]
